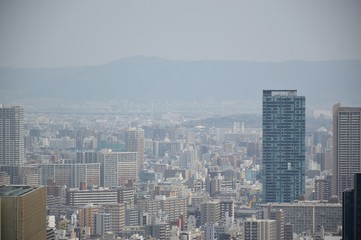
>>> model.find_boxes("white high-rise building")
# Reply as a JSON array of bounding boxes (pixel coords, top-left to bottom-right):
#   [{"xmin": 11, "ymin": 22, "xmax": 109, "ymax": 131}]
[{"xmin": 0, "ymin": 105, "xmax": 24, "ymax": 166}]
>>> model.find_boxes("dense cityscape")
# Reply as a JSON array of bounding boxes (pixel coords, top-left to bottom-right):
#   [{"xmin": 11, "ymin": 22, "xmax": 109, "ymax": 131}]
[
  {"xmin": 0, "ymin": 89, "xmax": 360, "ymax": 239},
  {"xmin": 1, "ymin": 1, "xmax": 361, "ymax": 240}
]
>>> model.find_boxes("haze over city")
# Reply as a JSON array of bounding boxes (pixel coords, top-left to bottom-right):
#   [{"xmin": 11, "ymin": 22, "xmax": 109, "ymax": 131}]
[
  {"xmin": 0, "ymin": 1, "xmax": 361, "ymax": 240},
  {"xmin": 1, "ymin": 0, "xmax": 361, "ymax": 110},
  {"xmin": 1, "ymin": 0, "xmax": 361, "ymax": 68}
]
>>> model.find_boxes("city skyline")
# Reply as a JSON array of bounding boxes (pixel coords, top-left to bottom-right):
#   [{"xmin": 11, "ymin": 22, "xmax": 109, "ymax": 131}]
[
  {"xmin": 1, "ymin": 1, "xmax": 361, "ymax": 238},
  {"xmin": 0, "ymin": 95, "xmax": 357, "ymax": 239}
]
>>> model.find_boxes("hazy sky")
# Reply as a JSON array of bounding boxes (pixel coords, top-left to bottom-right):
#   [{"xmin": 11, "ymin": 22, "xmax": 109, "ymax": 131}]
[{"xmin": 1, "ymin": 0, "xmax": 361, "ymax": 68}]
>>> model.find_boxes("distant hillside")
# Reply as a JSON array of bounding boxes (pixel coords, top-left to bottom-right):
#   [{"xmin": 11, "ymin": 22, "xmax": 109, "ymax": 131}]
[{"xmin": 1, "ymin": 56, "xmax": 360, "ymax": 107}]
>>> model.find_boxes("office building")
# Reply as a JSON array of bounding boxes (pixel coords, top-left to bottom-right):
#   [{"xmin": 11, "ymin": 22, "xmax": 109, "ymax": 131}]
[
  {"xmin": 145, "ymin": 223, "xmax": 170, "ymax": 240},
  {"xmin": 125, "ymin": 208, "xmax": 140, "ymax": 226},
  {"xmin": 49, "ymin": 137, "xmax": 76, "ymax": 150},
  {"xmin": 78, "ymin": 203, "xmax": 101, "ymax": 234},
  {"xmin": 95, "ymin": 213, "xmax": 111, "ymax": 236},
  {"xmin": 204, "ymin": 223, "xmax": 215, "ymax": 240},
  {"xmin": 342, "ymin": 173, "xmax": 361, "ymax": 240},
  {"xmin": 262, "ymin": 201, "xmax": 342, "ymax": 234},
  {"xmin": 206, "ymin": 175, "xmax": 222, "ymax": 197},
  {"xmin": 314, "ymin": 152, "xmax": 326, "ymax": 171},
  {"xmin": 47, "ymin": 215, "xmax": 56, "ymax": 240},
  {"xmin": 179, "ymin": 148, "xmax": 197, "ymax": 169},
  {"xmin": 284, "ymin": 224, "xmax": 293, "ymax": 240},
  {"xmin": 0, "ymin": 171, "xmax": 10, "ymax": 185},
  {"xmin": 314, "ymin": 174, "xmax": 333, "ymax": 201},
  {"xmin": 0, "ymin": 185, "xmax": 47, "ymax": 240},
  {"xmin": 0, "ymin": 105, "xmax": 24, "ymax": 166},
  {"xmin": 76, "ymin": 151, "xmax": 99, "ymax": 164},
  {"xmin": 201, "ymin": 201, "xmax": 221, "ymax": 226},
  {"xmin": 145, "ymin": 196, "xmax": 187, "ymax": 223},
  {"xmin": 66, "ymin": 188, "xmax": 118, "ymax": 206},
  {"xmin": 219, "ymin": 200, "xmax": 234, "ymax": 224},
  {"xmin": 333, "ymin": 104, "xmax": 361, "ymax": 199},
  {"xmin": 22, "ymin": 164, "xmax": 40, "ymax": 185},
  {"xmin": 243, "ymin": 219, "xmax": 276, "ymax": 240},
  {"xmin": 39, "ymin": 163, "xmax": 100, "ymax": 188},
  {"xmin": 125, "ymin": 128, "xmax": 145, "ymax": 170},
  {"xmin": 100, "ymin": 151, "xmax": 138, "ymax": 187},
  {"xmin": 102, "ymin": 203, "xmax": 125, "ymax": 235},
  {"xmin": 262, "ymin": 90, "xmax": 305, "ymax": 202},
  {"xmin": 117, "ymin": 187, "xmax": 135, "ymax": 206},
  {"xmin": 269, "ymin": 209, "xmax": 285, "ymax": 240},
  {"xmin": 153, "ymin": 140, "xmax": 182, "ymax": 157},
  {"xmin": 0, "ymin": 165, "xmax": 22, "ymax": 184}
]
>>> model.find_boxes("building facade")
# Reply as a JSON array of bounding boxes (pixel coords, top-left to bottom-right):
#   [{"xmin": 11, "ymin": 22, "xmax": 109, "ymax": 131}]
[
  {"xmin": 0, "ymin": 105, "xmax": 24, "ymax": 166},
  {"xmin": 314, "ymin": 174, "xmax": 333, "ymax": 201},
  {"xmin": 243, "ymin": 219, "xmax": 276, "ymax": 240},
  {"xmin": 66, "ymin": 188, "xmax": 118, "ymax": 206},
  {"xmin": 201, "ymin": 201, "xmax": 221, "ymax": 226},
  {"xmin": 333, "ymin": 104, "xmax": 361, "ymax": 199},
  {"xmin": 126, "ymin": 128, "xmax": 145, "ymax": 170},
  {"xmin": 269, "ymin": 209, "xmax": 285, "ymax": 240},
  {"xmin": 0, "ymin": 185, "xmax": 47, "ymax": 240},
  {"xmin": 262, "ymin": 201, "xmax": 342, "ymax": 234},
  {"xmin": 342, "ymin": 173, "xmax": 361, "ymax": 240},
  {"xmin": 40, "ymin": 163, "xmax": 101, "ymax": 188},
  {"xmin": 100, "ymin": 151, "xmax": 138, "ymax": 187},
  {"xmin": 145, "ymin": 196, "xmax": 187, "ymax": 223},
  {"xmin": 262, "ymin": 90, "xmax": 305, "ymax": 203}
]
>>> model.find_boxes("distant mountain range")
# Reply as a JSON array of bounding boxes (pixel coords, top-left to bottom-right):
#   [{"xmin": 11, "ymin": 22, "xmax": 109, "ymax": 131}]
[{"xmin": 1, "ymin": 56, "xmax": 360, "ymax": 107}]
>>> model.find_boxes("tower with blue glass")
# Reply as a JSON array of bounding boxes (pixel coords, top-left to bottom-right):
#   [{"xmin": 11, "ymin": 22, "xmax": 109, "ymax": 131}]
[{"xmin": 262, "ymin": 90, "xmax": 305, "ymax": 203}]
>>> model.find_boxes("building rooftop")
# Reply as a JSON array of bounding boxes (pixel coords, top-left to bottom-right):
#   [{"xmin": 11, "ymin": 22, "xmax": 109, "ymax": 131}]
[
  {"xmin": 0, "ymin": 185, "xmax": 40, "ymax": 197},
  {"xmin": 260, "ymin": 201, "xmax": 342, "ymax": 207},
  {"xmin": 263, "ymin": 90, "xmax": 297, "ymax": 97}
]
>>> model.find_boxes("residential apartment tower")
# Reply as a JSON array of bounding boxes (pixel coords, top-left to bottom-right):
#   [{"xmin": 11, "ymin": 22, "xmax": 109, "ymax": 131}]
[{"xmin": 262, "ymin": 90, "xmax": 305, "ymax": 203}]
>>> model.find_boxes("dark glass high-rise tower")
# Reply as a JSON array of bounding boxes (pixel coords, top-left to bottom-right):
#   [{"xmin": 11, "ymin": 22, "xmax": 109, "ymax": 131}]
[
  {"xmin": 262, "ymin": 90, "xmax": 305, "ymax": 203},
  {"xmin": 342, "ymin": 173, "xmax": 361, "ymax": 240}
]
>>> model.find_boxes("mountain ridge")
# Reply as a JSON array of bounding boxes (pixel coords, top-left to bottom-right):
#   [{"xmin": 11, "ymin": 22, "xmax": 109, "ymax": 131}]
[{"xmin": 1, "ymin": 56, "xmax": 360, "ymax": 107}]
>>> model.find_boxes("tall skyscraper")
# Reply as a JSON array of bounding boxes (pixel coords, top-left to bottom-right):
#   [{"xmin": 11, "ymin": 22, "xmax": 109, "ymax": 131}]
[
  {"xmin": 333, "ymin": 103, "xmax": 361, "ymax": 199},
  {"xmin": 342, "ymin": 173, "xmax": 361, "ymax": 240},
  {"xmin": 125, "ymin": 128, "xmax": 144, "ymax": 170},
  {"xmin": 262, "ymin": 90, "xmax": 305, "ymax": 203},
  {"xmin": 0, "ymin": 105, "xmax": 24, "ymax": 166}
]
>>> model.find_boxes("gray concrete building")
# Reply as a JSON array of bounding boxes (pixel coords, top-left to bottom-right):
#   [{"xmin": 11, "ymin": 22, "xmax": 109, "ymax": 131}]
[
  {"xmin": 333, "ymin": 103, "xmax": 361, "ymax": 199},
  {"xmin": 0, "ymin": 105, "xmax": 24, "ymax": 166}
]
